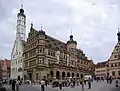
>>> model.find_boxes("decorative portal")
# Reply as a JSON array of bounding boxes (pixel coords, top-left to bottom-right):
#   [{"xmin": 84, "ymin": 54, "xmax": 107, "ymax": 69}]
[
  {"xmin": 62, "ymin": 71, "xmax": 65, "ymax": 79},
  {"xmin": 67, "ymin": 72, "xmax": 70, "ymax": 77},
  {"xmin": 72, "ymin": 73, "xmax": 74, "ymax": 78},
  {"xmin": 56, "ymin": 71, "xmax": 60, "ymax": 79},
  {"xmin": 50, "ymin": 71, "xmax": 54, "ymax": 77},
  {"xmin": 77, "ymin": 73, "xmax": 79, "ymax": 77}
]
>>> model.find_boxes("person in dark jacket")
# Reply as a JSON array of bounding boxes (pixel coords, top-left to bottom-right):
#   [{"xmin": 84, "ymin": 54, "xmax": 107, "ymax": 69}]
[
  {"xmin": 109, "ymin": 76, "xmax": 112, "ymax": 84},
  {"xmin": 41, "ymin": 79, "xmax": 45, "ymax": 91},
  {"xmin": 12, "ymin": 79, "xmax": 16, "ymax": 91},
  {"xmin": 45, "ymin": 80, "xmax": 48, "ymax": 87},
  {"xmin": 59, "ymin": 81, "xmax": 62, "ymax": 89},
  {"xmin": 88, "ymin": 77, "xmax": 91, "ymax": 89},
  {"xmin": 115, "ymin": 78, "xmax": 119, "ymax": 87}
]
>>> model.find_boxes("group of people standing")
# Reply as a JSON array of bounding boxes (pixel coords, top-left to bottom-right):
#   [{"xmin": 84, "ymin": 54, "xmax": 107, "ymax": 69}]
[
  {"xmin": 40, "ymin": 79, "xmax": 49, "ymax": 91},
  {"xmin": 106, "ymin": 76, "xmax": 113, "ymax": 84},
  {"xmin": 10, "ymin": 79, "xmax": 22, "ymax": 91}
]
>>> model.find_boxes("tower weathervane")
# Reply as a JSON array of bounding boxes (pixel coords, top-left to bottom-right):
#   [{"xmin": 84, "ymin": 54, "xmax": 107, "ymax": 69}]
[
  {"xmin": 31, "ymin": 23, "xmax": 33, "ymax": 28},
  {"xmin": 21, "ymin": 5, "xmax": 23, "ymax": 9},
  {"xmin": 118, "ymin": 28, "xmax": 120, "ymax": 32},
  {"xmin": 70, "ymin": 29, "xmax": 72, "ymax": 35},
  {"xmin": 21, "ymin": 0, "xmax": 23, "ymax": 9},
  {"xmin": 40, "ymin": 24, "xmax": 43, "ymax": 30}
]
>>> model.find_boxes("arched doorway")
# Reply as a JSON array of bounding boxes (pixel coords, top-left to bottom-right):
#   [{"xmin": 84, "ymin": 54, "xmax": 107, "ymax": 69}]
[
  {"xmin": 67, "ymin": 72, "xmax": 70, "ymax": 77},
  {"xmin": 28, "ymin": 73, "xmax": 32, "ymax": 81},
  {"xmin": 56, "ymin": 71, "xmax": 60, "ymax": 79},
  {"xmin": 76, "ymin": 73, "xmax": 79, "ymax": 77},
  {"xmin": 62, "ymin": 71, "xmax": 65, "ymax": 79},
  {"xmin": 50, "ymin": 71, "xmax": 54, "ymax": 77},
  {"xmin": 72, "ymin": 73, "xmax": 74, "ymax": 78},
  {"xmin": 81, "ymin": 74, "xmax": 83, "ymax": 78}
]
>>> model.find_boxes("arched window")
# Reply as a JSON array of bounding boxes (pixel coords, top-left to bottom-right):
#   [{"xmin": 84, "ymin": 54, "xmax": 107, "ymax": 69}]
[{"xmin": 18, "ymin": 67, "xmax": 22, "ymax": 72}]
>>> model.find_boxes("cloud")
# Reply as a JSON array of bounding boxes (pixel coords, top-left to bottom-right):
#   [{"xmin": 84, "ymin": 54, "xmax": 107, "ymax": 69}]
[{"xmin": 0, "ymin": 0, "xmax": 120, "ymax": 63}]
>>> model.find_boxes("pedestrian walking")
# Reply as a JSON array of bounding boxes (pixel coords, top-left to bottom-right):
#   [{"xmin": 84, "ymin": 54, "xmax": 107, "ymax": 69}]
[
  {"xmin": 59, "ymin": 81, "xmax": 62, "ymax": 89},
  {"xmin": 73, "ymin": 80, "xmax": 75, "ymax": 87},
  {"xmin": 109, "ymin": 76, "xmax": 112, "ymax": 84},
  {"xmin": 45, "ymin": 80, "xmax": 47, "ymax": 87},
  {"xmin": 33, "ymin": 80, "xmax": 35, "ymax": 85},
  {"xmin": 29, "ymin": 80, "xmax": 31, "ymax": 85},
  {"xmin": 81, "ymin": 79, "xmax": 84, "ymax": 91},
  {"xmin": 41, "ymin": 79, "xmax": 45, "ymax": 91},
  {"xmin": 106, "ymin": 77, "xmax": 109, "ymax": 83},
  {"xmin": 77, "ymin": 79, "xmax": 79, "ymax": 86},
  {"xmin": 88, "ymin": 77, "xmax": 91, "ymax": 89},
  {"xmin": 16, "ymin": 80, "xmax": 19, "ymax": 91},
  {"xmin": 115, "ymin": 78, "xmax": 118, "ymax": 87},
  {"xmin": 12, "ymin": 79, "xmax": 16, "ymax": 91}
]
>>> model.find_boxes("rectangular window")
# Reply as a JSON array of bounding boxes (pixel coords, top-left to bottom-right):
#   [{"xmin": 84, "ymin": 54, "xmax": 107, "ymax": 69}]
[
  {"xmin": 25, "ymin": 62, "xmax": 28, "ymax": 67},
  {"xmin": 16, "ymin": 61, "xmax": 17, "ymax": 64},
  {"xmin": 18, "ymin": 60, "xmax": 20, "ymax": 64},
  {"xmin": 39, "ymin": 58, "xmax": 42, "ymax": 63},
  {"xmin": 114, "ymin": 55, "xmax": 117, "ymax": 58},
  {"xmin": 118, "ymin": 71, "xmax": 120, "ymax": 76},
  {"xmin": 53, "ymin": 52, "xmax": 55, "ymax": 56},
  {"xmin": 119, "ymin": 63, "xmax": 120, "ymax": 66},
  {"xmin": 115, "ymin": 63, "xmax": 117, "ymax": 67},
  {"xmin": 111, "ymin": 64, "xmax": 113, "ymax": 67},
  {"xmin": 81, "ymin": 61, "xmax": 83, "ymax": 64},
  {"xmin": 39, "ymin": 48, "xmax": 42, "ymax": 53},
  {"xmin": 48, "ymin": 50, "xmax": 50, "ymax": 55},
  {"xmin": 112, "ymin": 71, "xmax": 115, "ymax": 76}
]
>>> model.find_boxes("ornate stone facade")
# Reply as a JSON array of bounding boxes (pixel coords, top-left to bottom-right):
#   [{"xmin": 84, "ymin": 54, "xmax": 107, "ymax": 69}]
[
  {"xmin": 107, "ymin": 30, "xmax": 120, "ymax": 78},
  {"xmin": 95, "ymin": 61, "xmax": 108, "ymax": 78},
  {"xmin": 0, "ymin": 59, "xmax": 11, "ymax": 81},
  {"xmin": 23, "ymin": 24, "xmax": 94, "ymax": 81}
]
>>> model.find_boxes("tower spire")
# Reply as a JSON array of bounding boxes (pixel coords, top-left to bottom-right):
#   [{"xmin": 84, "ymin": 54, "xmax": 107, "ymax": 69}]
[
  {"xmin": 19, "ymin": 0, "xmax": 24, "ymax": 13},
  {"xmin": 118, "ymin": 28, "xmax": 120, "ymax": 33},
  {"xmin": 21, "ymin": 0, "xmax": 23, "ymax": 8},
  {"xmin": 16, "ymin": 1, "xmax": 26, "ymax": 41},
  {"xmin": 117, "ymin": 28, "xmax": 120, "ymax": 42},
  {"xmin": 69, "ymin": 29, "xmax": 73, "ymax": 40},
  {"xmin": 21, "ymin": 4, "xmax": 23, "ymax": 9},
  {"xmin": 70, "ymin": 29, "xmax": 72, "ymax": 35},
  {"xmin": 40, "ymin": 24, "xmax": 43, "ymax": 31}
]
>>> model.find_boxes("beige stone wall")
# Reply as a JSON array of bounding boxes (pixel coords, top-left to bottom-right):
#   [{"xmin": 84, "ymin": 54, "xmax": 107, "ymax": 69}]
[
  {"xmin": 67, "ymin": 44, "xmax": 76, "ymax": 51},
  {"xmin": 109, "ymin": 68, "xmax": 120, "ymax": 78},
  {"xmin": 108, "ymin": 60, "xmax": 120, "ymax": 78},
  {"xmin": 95, "ymin": 67, "xmax": 107, "ymax": 76}
]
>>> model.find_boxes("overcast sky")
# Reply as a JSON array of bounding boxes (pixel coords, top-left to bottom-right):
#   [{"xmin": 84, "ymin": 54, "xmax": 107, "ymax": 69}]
[{"xmin": 0, "ymin": 0, "xmax": 120, "ymax": 63}]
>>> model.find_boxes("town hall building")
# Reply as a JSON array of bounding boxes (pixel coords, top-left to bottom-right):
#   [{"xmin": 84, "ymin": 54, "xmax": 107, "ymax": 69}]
[{"xmin": 11, "ymin": 5, "xmax": 26, "ymax": 80}]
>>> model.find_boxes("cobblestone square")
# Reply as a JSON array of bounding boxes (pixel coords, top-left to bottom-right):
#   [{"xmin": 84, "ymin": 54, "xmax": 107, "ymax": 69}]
[{"xmin": 4, "ymin": 80, "xmax": 120, "ymax": 91}]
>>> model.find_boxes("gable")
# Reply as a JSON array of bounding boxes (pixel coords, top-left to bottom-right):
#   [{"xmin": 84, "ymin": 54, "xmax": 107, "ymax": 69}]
[
  {"xmin": 11, "ymin": 39, "xmax": 25, "ymax": 60},
  {"xmin": 109, "ymin": 42, "xmax": 120, "ymax": 61}
]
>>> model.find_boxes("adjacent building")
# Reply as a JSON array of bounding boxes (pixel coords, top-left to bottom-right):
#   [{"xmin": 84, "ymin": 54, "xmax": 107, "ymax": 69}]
[
  {"xmin": 0, "ymin": 59, "xmax": 11, "ymax": 81},
  {"xmin": 89, "ymin": 59, "xmax": 95, "ymax": 75},
  {"xmin": 95, "ymin": 30, "xmax": 120, "ymax": 79},
  {"xmin": 11, "ymin": 5, "xmax": 26, "ymax": 80},
  {"xmin": 95, "ymin": 61, "xmax": 108, "ymax": 78},
  {"xmin": 23, "ymin": 24, "xmax": 94, "ymax": 81},
  {"xmin": 107, "ymin": 30, "xmax": 120, "ymax": 78}
]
